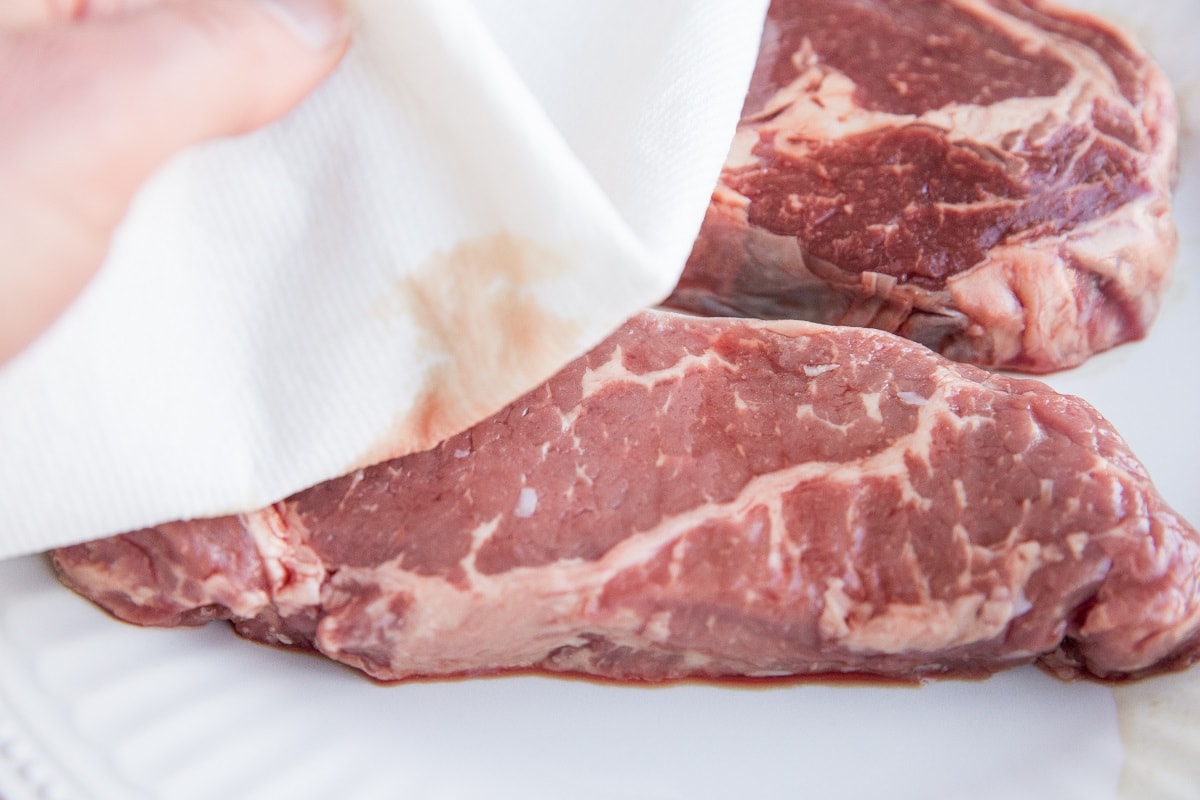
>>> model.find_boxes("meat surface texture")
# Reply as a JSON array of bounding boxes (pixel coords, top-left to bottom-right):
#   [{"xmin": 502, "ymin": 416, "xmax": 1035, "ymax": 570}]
[
  {"xmin": 53, "ymin": 310, "xmax": 1200, "ymax": 683},
  {"xmin": 667, "ymin": 0, "xmax": 1179, "ymax": 373}
]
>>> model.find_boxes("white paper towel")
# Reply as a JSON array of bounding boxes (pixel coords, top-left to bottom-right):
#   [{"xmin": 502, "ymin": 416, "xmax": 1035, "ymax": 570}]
[{"xmin": 0, "ymin": 0, "xmax": 769, "ymax": 559}]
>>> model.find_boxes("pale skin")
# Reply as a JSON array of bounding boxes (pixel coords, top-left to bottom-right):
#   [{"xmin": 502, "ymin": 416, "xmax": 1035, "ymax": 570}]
[{"xmin": 0, "ymin": 0, "xmax": 351, "ymax": 364}]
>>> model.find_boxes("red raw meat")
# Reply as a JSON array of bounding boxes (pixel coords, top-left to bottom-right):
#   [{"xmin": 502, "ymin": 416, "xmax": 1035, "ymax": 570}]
[
  {"xmin": 668, "ymin": 0, "xmax": 1179, "ymax": 373},
  {"xmin": 53, "ymin": 310, "xmax": 1200, "ymax": 683}
]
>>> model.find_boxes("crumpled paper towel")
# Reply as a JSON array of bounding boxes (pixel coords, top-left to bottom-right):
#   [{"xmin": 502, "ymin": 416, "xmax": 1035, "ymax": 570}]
[{"xmin": 0, "ymin": 0, "xmax": 769, "ymax": 559}]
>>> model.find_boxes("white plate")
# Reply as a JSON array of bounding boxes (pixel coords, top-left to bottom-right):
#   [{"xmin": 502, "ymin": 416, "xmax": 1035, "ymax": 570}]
[{"xmin": 2, "ymin": 2, "xmax": 1198, "ymax": 798}]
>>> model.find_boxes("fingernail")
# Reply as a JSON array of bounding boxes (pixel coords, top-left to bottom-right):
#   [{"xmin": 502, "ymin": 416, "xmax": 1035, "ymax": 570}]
[{"xmin": 256, "ymin": 0, "xmax": 349, "ymax": 50}]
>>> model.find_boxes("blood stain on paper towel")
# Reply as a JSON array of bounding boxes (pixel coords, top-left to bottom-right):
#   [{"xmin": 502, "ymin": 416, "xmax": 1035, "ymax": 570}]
[{"xmin": 351, "ymin": 232, "xmax": 584, "ymax": 471}]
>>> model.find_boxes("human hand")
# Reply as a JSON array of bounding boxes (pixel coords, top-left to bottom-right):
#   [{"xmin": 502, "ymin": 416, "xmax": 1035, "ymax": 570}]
[{"xmin": 0, "ymin": 0, "xmax": 351, "ymax": 364}]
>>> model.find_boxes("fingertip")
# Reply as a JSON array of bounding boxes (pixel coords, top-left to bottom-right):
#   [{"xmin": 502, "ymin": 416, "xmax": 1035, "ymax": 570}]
[
  {"xmin": 7, "ymin": 0, "xmax": 355, "ymax": 194},
  {"xmin": 255, "ymin": 0, "xmax": 352, "ymax": 53},
  {"xmin": 148, "ymin": 0, "xmax": 352, "ymax": 140}
]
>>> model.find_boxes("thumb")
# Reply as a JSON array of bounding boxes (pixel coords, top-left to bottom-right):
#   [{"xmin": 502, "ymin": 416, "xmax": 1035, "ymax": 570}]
[{"xmin": 0, "ymin": 0, "xmax": 351, "ymax": 364}]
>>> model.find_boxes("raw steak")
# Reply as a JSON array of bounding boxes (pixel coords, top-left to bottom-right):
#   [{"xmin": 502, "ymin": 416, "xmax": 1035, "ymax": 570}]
[
  {"xmin": 667, "ymin": 0, "xmax": 1179, "ymax": 373},
  {"xmin": 53, "ymin": 310, "xmax": 1200, "ymax": 683}
]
